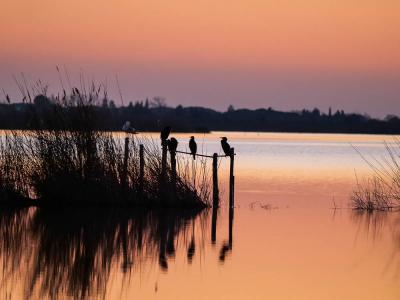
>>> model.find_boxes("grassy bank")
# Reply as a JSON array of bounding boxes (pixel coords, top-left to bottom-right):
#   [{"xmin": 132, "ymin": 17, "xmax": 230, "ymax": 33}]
[{"xmin": 0, "ymin": 87, "xmax": 210, "ymax": 208}]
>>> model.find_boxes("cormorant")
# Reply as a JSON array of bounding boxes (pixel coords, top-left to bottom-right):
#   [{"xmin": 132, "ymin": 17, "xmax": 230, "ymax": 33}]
[
  {"xmin": 167, "ymin": 137, "xmax": 178, "ymax": 153},
  {"xmin": 160, "ymin": 126, "xmax": 171, "ymax": 144},
  {"xmin": 189, "ymin": 136, "xmax": 197, "ymax": 160},
  {"xmin": 220, "ymin": 137, "xmax": 232, "ymax": 156}
]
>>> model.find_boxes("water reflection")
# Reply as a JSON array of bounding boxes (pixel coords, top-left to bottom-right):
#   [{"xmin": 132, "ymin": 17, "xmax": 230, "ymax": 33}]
[
  {"xmin": 351, "ymin": 210, "xmax": 391, "ymax": 241},
  {"xmin": 0, "ymin": 207, "xmax": 31, "ymax": 299},
  {"xmin": 0, "ymin": 206, "xmax": 234, "ymax": 299},
  {"xmin": 219, "ymin": 207, "xmax": 234, "ymax": 262},
  {"xmin": 351, "ymin": 210, "xmax": 400, "ymax": 279}
]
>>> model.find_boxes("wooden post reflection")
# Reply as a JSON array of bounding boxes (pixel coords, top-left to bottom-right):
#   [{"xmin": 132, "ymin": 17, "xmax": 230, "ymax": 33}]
[
  {"xmin": 229, "ymin": 206, "xmax": 234, "ymax": 249},
  {"xmin": 211, "ymin": 206, "xmax": 218, "ymax": 244},
  {"xmin": 217, "ymin": 207, "xmax": 234, "ymax": 262}
]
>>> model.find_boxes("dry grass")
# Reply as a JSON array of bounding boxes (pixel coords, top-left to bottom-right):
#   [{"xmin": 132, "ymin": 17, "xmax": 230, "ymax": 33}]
[
  {"xmin": 0, "ymin": 85, "xmax": 211, "ymax": 207},
  {"xmin": 352, "ymin": 140, "xmax": 400, "ymax": 211},
  {"xmin": 0, "ymin": 132, "xmax": 31, "ymax": 204}
]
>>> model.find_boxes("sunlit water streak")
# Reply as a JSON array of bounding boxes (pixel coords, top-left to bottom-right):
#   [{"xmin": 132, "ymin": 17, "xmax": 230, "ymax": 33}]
[{"xmin": 1, "ymin": 132, "xmax": 400, "ymax": 299}]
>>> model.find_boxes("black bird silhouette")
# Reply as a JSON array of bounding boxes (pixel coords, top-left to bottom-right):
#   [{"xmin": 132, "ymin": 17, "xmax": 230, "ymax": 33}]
[
  {"xmin": 167, "ymin": 137, "xmax": 178, "ymax": 153},
  {"xmin": 220, "ymin": 137, "xmax": 232, "ymax": 156},
  {"xmin": 189, "ymin": 136, "xmax": 197, "ymax": 160},
  {"xmin": 160, "ymin": 126, "xmax": 171, "ymax": 144}
]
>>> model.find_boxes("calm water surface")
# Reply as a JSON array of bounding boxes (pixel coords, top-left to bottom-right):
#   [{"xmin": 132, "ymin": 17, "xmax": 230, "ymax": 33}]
[{"xmin": 1, "ymin": 132, "xmax": 400, "ymax": 299}]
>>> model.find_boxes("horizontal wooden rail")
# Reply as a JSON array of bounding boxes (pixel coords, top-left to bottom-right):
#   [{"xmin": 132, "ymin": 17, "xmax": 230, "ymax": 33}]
[{"xmin": 175, "ymin": 150, "xmax": 235, "ymax": 158}]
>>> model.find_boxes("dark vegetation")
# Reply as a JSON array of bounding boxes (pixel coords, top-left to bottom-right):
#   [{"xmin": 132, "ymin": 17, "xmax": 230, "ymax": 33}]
[
  {"xmin": 1, "ymin": 95, "xmax": 400, "ymax": 134},
  {"xmin": 0, "ymin": 87, "xmax": 211, "ymax": 208}
]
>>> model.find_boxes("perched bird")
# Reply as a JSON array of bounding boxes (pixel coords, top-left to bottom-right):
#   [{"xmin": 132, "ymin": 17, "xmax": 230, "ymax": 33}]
[
  {"xmin": 167, "ymin": 137, "xmax": 178, "ymax": 153},
  {"xmin": 221, "ymin": 137, "xmax": 232, "ymax": 156},
  {"xmin": 122, "ymin": 121, "xmax": 137, "ymax": 133},
  {"xmin": 160, "ymin": 126, "xmax": 171, "ymax": 144},
  {"xmin": 189, "ymin": 136, "xmax": 197, "ymax": 160}
]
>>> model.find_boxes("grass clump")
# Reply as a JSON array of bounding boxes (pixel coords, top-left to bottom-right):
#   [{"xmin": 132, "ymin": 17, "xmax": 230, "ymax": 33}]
[
  {"xmin": 0, "ymin": 132, "xmax": 32, "ymax": 205},
  {"xmin": 352, "ymin": 141, "xmax": 400, "ymax": 211},
  {"xmin": 351, "ymin": 177, "xmax": 394, "ymax": 211}
]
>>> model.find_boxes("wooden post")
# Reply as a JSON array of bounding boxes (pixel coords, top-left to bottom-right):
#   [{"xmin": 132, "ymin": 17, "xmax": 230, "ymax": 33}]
[
  {"xmin": 139, "ymin": 144, "xmax": 144, "ymax": 196},
  {"xmin": 229, "ymin": 147, "xmax": 235, "ymax": 208},
  {"xmin": 122, "ymin": 136, "xmax": 129, "ymax": 189},
  {"xmin": 161, "ymin": 140, "xmax": 167, "ymax": 180},
  {"xmin": 212, "ymin": 153, "xmax": 219, "ymax": 207},
  {"xmin": 170, "ymin": 150, "xmax": 177, "ymax": 187}
]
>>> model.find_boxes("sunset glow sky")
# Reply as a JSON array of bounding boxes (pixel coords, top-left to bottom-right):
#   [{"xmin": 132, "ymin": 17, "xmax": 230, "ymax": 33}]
[{"xmin": 1, "ymin": 0, "xmax": 399, "ymax": 117}]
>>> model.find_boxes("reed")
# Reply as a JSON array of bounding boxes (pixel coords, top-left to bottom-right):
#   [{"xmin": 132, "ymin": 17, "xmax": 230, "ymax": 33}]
[
  {"xmin": 0, "ymin": 132, "xmax": 31, "ymax": 204},
  {"xmin": 351, "ymin": 140, "xmax": 400, "ymax": 211},
  {"xmin": 0, "ymin": 85, "xmax": 210, "ymax": 207}
]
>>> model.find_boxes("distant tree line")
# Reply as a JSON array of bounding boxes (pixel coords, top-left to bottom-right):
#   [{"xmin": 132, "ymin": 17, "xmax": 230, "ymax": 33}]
[{"xmin": 1, "ymin": 95, "xmax": 400, "ymax": 134}]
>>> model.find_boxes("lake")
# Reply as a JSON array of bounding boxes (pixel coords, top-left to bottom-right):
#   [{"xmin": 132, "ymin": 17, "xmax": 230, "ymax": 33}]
[{"xmin": 1, "ymin": 132, "xmax": 399, "ymax": 299}]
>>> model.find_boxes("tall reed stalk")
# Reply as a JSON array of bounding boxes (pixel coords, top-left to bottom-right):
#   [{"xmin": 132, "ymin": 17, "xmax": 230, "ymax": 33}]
[{"xmin": 0, "ymin": 85, "xmax": 211, "ymax": 207}]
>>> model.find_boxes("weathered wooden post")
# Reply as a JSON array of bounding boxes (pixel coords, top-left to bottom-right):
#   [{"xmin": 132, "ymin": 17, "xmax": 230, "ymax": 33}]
[
  {"xmin": 170, "ymin": 149, "xmax": 177, "ymax": 187},
  {"xmin": 212, "ymin": 153, "xmax": 219, "ymax": 207},
  {"xmin": 122, "ymin": 136, "xmax": 129, "ymax": 190},
  {"xmin": 139, "ymin": 144, "xmax": 144, "ymax": 196},
  {"xmin": 229, "ymin": 147, "xmax": 235, "ymax": 208},
  {"xmin": 161, "ymin": 140, "xmax": 168, "ymax": 177}
]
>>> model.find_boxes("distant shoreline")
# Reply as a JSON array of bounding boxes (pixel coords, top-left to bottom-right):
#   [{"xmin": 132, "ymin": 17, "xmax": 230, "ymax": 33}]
[
  {"xmin": 1, "ymin": 129, "xmax": 400, "ymax": 136},
  {"xmin": 1, "ymin": 96, "xmax": 400, "ymax": 135}
]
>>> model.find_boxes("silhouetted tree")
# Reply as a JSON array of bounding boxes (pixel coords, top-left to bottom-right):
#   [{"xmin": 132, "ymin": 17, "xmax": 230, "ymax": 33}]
[
  {"xmin": 227, "ymin": 105, "xmax": 235, "ymax": 112},
  {"xmin": 109, "ymin": 100, "xmax": 116, "ymax": 109},
  {"xmin": 151, "ymin": 97, "xmax": 167, "ymax": 108},
  {"xmin": 33, "ymin": 95, "xmax": 50, "ymax": 107},
  {"xmin": 102, "ymin": 98, "xmax": 108, "ymax": 108}
]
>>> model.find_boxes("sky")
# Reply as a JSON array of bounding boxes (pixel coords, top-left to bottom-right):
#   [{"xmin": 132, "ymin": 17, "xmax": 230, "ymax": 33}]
[{"xmin": 0, "ymin": 0, "xmax": 399, "ymax": 117}]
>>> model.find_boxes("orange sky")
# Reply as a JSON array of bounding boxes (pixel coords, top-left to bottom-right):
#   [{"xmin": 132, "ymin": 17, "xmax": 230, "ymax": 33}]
[{"xmin": 1, "ymin": 0, "xmax": 400, "ymax": 116}]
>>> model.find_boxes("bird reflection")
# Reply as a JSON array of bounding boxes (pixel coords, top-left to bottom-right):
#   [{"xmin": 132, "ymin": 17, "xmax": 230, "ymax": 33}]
[
  {"xmin": 187, "ymin": 219, "xmax": 196, "ymax": 263},
  {"xmin": 219, "ymin": 207, "xmax": 234, "ymax": 262}
]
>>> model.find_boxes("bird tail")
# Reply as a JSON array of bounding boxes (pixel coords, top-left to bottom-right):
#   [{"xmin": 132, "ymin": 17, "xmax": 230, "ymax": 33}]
[{"xmin": 193, "ymin": 154, "xmax": 196, "ymax": 160}]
